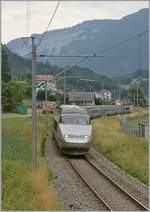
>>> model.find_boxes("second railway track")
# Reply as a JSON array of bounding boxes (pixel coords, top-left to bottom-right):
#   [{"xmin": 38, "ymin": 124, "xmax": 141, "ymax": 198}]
[{"xmin": 68, "ymin": 156, "xmax": 148, "ymax": 211}]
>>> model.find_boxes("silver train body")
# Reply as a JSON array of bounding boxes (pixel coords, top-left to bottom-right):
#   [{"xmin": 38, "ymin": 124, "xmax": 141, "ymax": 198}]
[
  {"xmin": 83, "ymin": 104, "xmax": 130, "ymax": 118},
  {"xmin": 54, "ymin": 105, "xmax": 92, "ymax": 155}
]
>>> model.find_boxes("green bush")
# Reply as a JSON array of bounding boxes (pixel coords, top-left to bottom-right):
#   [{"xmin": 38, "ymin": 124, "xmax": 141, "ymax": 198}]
[{"xmin": 2, "ymin": 81, "xmax": 25, "ymax": 112}]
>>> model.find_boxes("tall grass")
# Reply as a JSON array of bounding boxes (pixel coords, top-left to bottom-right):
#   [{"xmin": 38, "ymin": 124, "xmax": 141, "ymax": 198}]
[
  {"xmin": 127, "ymin": 113, "xmax": 148, "ymax": 127},
  {"xmin": 2, "ymin": 113, "xmax": 63, "ymax": 210},
  {"xmin": 92, "ymin": 116, "xmax": 148, "ymax": 185}
]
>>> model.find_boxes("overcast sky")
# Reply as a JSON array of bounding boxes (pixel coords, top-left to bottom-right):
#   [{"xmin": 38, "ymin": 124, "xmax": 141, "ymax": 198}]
[{"xmin": 2, "ymin": 1, "xmax": 149, "ymax": 44}]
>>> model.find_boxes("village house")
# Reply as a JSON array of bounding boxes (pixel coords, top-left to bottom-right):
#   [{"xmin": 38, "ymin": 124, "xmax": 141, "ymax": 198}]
[
  {"xmin": 95, "ymin": 89, "xmax": 112, "ymax": 100},
  {"xmin": 69, "ymin": 91, "xmax": 95, "ymax": 106}
]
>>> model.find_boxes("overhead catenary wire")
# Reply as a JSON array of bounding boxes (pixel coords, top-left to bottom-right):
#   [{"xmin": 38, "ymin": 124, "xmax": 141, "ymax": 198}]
[
  {"xmin": 37, "ymin": 30, "xmax": 147, "ymax": 59},
  {"xmin": 100, "ymin": 30, "xmax": 148, "ymax": 103},
  {"xmin": 37, "ymin": 1, "xmax": 60, "ymax": 50},
  {"xmin": 103, "ymin": 29, "xmax": 148, "ymax": 54},
  {"xmin": 37, "ymin": 54, "xmax": 103, "ymax": 58},
  {"xmin": 20, "ymin": 0, "xmax": 31, "ymax": 47},
  {"xmin": 26, "ymin": 0, "xmax": 29, "ymax": 36},
  {"xmin": 26, "ymin": 0, "xmax": 31, "ymax": 37},
  {"xmin": 54, "ymin": 56, "xmax": 89, "ymax": 79},
  {"xmin": 36, "ymin": 56, "xmax": 89, "ymax": 88},
  {"xmin": 21, "ymin": 37, "xmax": 28, "ymax": 47}
]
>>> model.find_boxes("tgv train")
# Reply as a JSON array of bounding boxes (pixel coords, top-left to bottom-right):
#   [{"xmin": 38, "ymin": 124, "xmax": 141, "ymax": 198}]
[
  {"xmin": 53, "ymin": 105, "xmax": 92, "ymax": 155},
  {"xmin": 83, "ymin": 104, "xmax": 130, "ymax": 118}
]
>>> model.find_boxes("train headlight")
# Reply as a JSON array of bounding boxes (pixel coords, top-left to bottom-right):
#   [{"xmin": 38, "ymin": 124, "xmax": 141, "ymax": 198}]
[
  {"xmin": 84, "ymin": 135, "xmax": 89, "ymax": 139},
  {"xmin": 64, "ymin": 134, "xmax": 69, "ymax": 138}
]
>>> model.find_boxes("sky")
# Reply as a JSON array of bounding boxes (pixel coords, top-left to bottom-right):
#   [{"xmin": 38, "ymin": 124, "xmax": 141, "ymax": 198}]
[{"xmin": 2, "ymin": 1, "xmax": 149, "ymax": 44}]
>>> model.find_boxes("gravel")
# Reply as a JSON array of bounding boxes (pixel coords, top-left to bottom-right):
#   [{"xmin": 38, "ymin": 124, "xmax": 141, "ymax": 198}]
[
  {"xmin": 45, "ymin": 132, "xmax": 108, "ymax": 210},
  {"xmin": 69, "ymin": 158, "xmax": 146, "ymax": 211},
  {"xmin": 45, "ymin": 132, "xmax": 148, "ymax": 210},
  {"xmin": 85, "ymin": 148, "xmax": 149, "ymax": 208}
]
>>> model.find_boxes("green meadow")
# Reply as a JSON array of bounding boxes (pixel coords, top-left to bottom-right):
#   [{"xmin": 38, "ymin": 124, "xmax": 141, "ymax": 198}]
[
  {"xmin": 2, "ymin": 114, "xmax": 63, "ymax": 210},
  {"xmin": 92, "ymin": 116, "xmax": 148, "ymax": 185}
]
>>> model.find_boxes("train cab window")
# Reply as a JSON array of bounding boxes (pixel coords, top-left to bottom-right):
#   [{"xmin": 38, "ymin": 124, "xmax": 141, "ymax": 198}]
[{"xmin": 61, "ymin": 115, "xmax": 90, "ymax": 125}]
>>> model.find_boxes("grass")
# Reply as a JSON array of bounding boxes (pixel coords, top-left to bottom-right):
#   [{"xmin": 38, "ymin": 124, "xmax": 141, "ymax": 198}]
[
  {"xmin": 127, "ymin": 114, "xmax": 148, "ymax": 127},
  {"xmin": 129, "ymin": 106, "xmax": 148, "ymax": 117},
  {"xmin": 2, "ymin": 113, "xmax": 63, "ymax": 210},
  {"xmin": 92, "ymin": 116, "xmax": 148, "ymax": 185}
]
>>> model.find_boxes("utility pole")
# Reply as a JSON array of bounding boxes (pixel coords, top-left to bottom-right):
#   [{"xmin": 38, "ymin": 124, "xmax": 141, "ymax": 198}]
[
  {"xmin": 101, "ymin": 79, "xmax": 104, "ymax": 105},
  {"xmin": 101, "ymin": 49, "xmax": 104, "ymax": 105},
  {"xmin": 45, "ymin": 82, "xmax": 48, "ymax": 127},
  {"xmin": 119, "ymin": 85, "xmax": 121, "ymax": 100},
  {"xmin": 31, "ymin": 36, "xmax": 37, "ymax": 169},
  {"xmin": 137, "ymin": 84, "xmax": 139, "ymax": 107},
  {"xmin": 134, "ymin": 91, "xmax": 136, "ymax": 107},
  {"xmin": 64, "ymin": 69, "xmax": 66, "ymax": 104},
  {"xmin": 137, "ymin": 33, "xmax": 142, "ymax": 107}
]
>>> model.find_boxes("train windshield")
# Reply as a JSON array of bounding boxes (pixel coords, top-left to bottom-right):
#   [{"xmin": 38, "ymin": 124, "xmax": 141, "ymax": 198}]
[{"xmin": 61, "ymin": 115, "xmax": 90, "ymax": 125}]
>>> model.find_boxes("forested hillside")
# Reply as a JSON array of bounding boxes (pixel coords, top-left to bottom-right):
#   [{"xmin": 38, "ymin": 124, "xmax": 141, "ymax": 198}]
[
  {"xmin": 2, "ymin": 45, "xmax": 119, "ymax": 94},
  {"xmin": 115, "ymin": 69, "xmax": 148, "ymax": 98}
]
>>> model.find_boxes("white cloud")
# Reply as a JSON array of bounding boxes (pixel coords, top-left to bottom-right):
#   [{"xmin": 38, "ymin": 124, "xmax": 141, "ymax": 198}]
[{"xmin": 2, "ymin": 1, "xmax": 149, "ymax": 44}]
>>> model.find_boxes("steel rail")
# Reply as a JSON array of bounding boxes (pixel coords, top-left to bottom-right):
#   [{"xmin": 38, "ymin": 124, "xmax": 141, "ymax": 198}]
[
  {"xmin": 84, "ymin": 156, "xmax": 148, "ymax": 211},
  {"xmin": 68, "ymin": 158, "xmax": 112, "ymax": 211}
]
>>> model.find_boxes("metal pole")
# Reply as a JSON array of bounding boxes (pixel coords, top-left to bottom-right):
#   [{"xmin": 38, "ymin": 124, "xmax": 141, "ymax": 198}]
[
  {"xmin": 101, "ymin": 49, "xmax": 104, "ymax": 105},
  {"xmin": 31, "ymin": 36, "xmax": 37, "ymax": 169},
  {"xmin": 45, "ymin": 82, "xmax": 48, "ymax": 126},
  {"xmin": 119, "ymin": 86, "xmax": 121, "ymax": 100},
  {"xmin": 137, "ymin": 34, "xmax": 141, "ymax": 107},
  {"xmin": 139, "ymin": 33, "xmax": 142, "ymax": 78},
  {"xmin": 64, "ymin": 69, "xmax": 66, "ymax": 104},
  {"xmin": 101, "ymin": 79, "xmax": 104, "ymax": 105},
  {"xmin": 137, "ymin": 85, "xmax": 138, "ymax": 107}
]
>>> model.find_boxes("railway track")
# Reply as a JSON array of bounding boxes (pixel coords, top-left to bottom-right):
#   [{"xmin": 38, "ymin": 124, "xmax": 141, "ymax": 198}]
[{"xmin": 68, "ymin": 156, "xmax": 148, "ymax": 211}]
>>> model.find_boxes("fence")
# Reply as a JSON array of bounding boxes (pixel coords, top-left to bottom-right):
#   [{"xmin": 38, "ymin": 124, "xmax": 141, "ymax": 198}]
[
  {"xmin": 120, "ymin": 116, "xmax": 149, "ymax": 140},
  {"xmin": 121, "ymin": 122, "xmax": 139, "ymax": 137},
  {"xmin": 139, "ymin": 121, "xmax": 149, "ymax": 140}
]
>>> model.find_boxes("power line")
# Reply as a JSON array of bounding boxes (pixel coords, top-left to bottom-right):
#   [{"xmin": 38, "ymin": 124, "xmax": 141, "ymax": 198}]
[
  {"xmin": 26, "ymin": 0, "xmax": 31, "ymax": 37},
  {"xmin": 103, "ymin": 30, "xmax": 148, "ymax": 54},
  {"xmin": 20, "ymin": 0, "xmax": 31, "ymax": 47},
  {"xmin": 37, "ymin": 54, "xmax": 103, "ymax": 58},
  {"xmin": 54, "ymin": 56, "xmax": 89, "ymax": 78},
  {"xmin": 36, "ymin": 30, "xmax": 147, "ymax": 65},
  {"xmin": 37, "ymin": 1, "xmax": 60, "ymax": 50},
  {"xmin": 26, "ymin": 0, "xmax": 29, "ymax": 36},
  {"xmin": 36, "ymin": 56, "xmax": 89, "ymax": 89}
]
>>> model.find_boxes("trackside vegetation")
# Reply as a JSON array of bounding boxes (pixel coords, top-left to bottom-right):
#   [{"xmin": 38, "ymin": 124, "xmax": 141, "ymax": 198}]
[
  {"xmin": 92, "ymin": 116, "xmax": 148, "ymax": 185},
  {"xmin": 126, "ymin": 108, "xmax": 148, "ymax": 127},
  {"xmin": 2, "ymin": 114, "xmax": 63, "ymax": 210}
]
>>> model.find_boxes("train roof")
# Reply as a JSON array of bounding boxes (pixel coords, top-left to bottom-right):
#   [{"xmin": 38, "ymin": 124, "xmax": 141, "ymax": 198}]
[{"xmin": 59, "ymin": 105, "xmax": 88, "ymax": 115}]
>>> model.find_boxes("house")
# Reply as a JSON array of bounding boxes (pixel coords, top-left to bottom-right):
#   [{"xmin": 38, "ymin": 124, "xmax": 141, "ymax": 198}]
[
  {"xmin": 36, "ymin": 75, "xmax": 57, "ymax": 94},
  {"xmin": 95, "ymin": 89, "xmax": 112, "ymax": 100},
  {"xmin": 114, "ymin": 99, "xmax": 122, "ymax": 105},
  {"xmin": 69, "ymin": 92, "xmax": 95, "ymax": 106},
  {"xmin": 36, "ymin": 82, "xmax": 57, "ymax": 94}
]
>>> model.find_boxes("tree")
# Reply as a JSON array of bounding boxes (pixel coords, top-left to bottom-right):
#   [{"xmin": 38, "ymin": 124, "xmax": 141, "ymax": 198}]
[
  {"xmin": 55, "ymin": 93, "xmax": 69, "ymax": 105},
  {"xmin": 22, "ymin": 82, "xmax": 32, "ymax": 98},
  {"xmin": 2, "ymin": 47, "xmax": 11, "ymax": 82},
  {"xmin": 2, "ymin": 81, "xmax": 25, "ymax": 112},
  {"xmin": 20, "ymin": 72, "xmax": 32, "ymax": 81},
  {"xmin": 128, "ymin": 83, "xmax": 146, "ymax": 107},
  {"xmin": 95, "ymin": 98, "xmax": 102, "ymax": 105},
  {"xmin": 37, "ymin": 90, "xmax": 57, "ymax": 101}
]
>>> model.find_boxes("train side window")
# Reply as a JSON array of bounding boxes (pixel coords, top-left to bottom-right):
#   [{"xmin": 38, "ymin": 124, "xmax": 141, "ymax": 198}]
[{"xmin": 60, "ymin": 116, "xmax": 62, "ymax": 123}]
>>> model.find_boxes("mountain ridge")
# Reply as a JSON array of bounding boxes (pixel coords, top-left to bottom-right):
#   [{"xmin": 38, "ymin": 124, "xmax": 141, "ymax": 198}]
[{"xmin": 6, "ymin": 8, "xmax": 148, "ymax": 76}]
